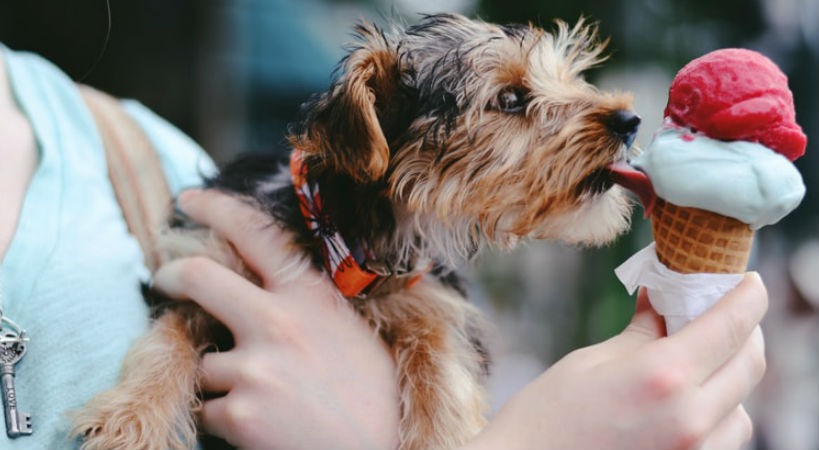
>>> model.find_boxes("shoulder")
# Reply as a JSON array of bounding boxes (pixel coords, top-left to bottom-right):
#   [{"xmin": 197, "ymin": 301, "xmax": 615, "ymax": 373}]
[
  {"xmin": 3, "ymin": 43, "xmax": 217, "ymax": 194},
  {"xmin": 120, "ymin": 100, "xmax": 217, "ymax": 195}
]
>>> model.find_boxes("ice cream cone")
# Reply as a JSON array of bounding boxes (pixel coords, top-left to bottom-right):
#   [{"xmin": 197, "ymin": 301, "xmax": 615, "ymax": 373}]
[
  {"xmin": 613, "ymin": 48, "xmax": 806, "ymax": 335},
  {"xmin": 651, "ymin": 198, "xmax": 753, "ymax": 274}
]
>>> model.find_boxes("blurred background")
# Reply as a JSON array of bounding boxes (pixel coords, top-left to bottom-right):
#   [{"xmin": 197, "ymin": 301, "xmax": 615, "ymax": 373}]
[{"xmin": 1, "ymin": 0, "xmax": 816, "ymax": 447}]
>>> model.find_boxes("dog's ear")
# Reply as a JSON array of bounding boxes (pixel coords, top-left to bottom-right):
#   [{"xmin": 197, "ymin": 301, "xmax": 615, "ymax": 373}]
[{"xmin": 295, "ymin": 22, "xmax": 400, "ymax": 183}]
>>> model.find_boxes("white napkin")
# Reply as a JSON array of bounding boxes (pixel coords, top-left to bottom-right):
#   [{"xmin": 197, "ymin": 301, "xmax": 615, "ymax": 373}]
[{"xmin": 615, "ymin": 243, "xmax": 744, "ymax": 334}]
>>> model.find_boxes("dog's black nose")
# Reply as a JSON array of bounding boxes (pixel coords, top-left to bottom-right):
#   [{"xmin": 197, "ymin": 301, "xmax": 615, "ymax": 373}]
[{"xmin": 608, "ymin": 110, "xmax": 641, "ymax": 148}]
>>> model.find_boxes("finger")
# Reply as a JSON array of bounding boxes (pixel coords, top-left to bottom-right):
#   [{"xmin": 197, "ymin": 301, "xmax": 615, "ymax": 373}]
[
  {"xmin": 606, "ymin": 288, "xmax": 667, "ymax": 360},
  {"xmin": 177, "ymin": 189, "xmax": 309, "ymax": 285},
  {"xmin": 623, "ymin": 287, "xmax": 666, "ymax": 340},
  {"xmin": 700, "ymin": 326, "xmax": 766, "ymax": 420},
  {"xmin": 153, "ymin": 257, "xmax": 272, "ymax": 339},
  {"xmin": 578, "ymin": 288, "xmax": 663, "ymax": 368},
  {"xmin": 200, "ymin": 395, "xmax": 267, "ymax": 447},
  {"xmin": 199, "ymin": 396, "xmax": 233, "ymax": 443},
  {"xmin": 663, "ymin": 272, "xmax": 768, "ymax": 382},
  {"xmin": 697, "ymin": 405, "xmax": 753, "ymax": 450},
  {"xmin": 200, "ymin": 351, "xmax": 239, "ymax": 394}
]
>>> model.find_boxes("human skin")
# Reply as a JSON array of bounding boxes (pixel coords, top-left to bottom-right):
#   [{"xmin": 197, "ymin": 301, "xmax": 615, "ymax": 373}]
[
  {"xmin": 464, "ymin": 274, "xmax": 766, "ymax": 450},
  {"xmin": 154, "ymin": 189, "xmax": 401, "ymax": 450},
  {"xmin": 0, "ymin": 53, "xmax": 38, "ymax": 261},
  {"xmin": 156, "ymin": 189, "xmax": 767, "ymax": 450}
]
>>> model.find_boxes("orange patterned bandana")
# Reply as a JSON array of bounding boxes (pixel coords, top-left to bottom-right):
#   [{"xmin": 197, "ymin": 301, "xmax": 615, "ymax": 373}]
[
  {"xmin": 290, "ymin": 149, "xmax": 378, "ymax": 297},
  {"xmin": 291, "ymin": 149, "xmax": 427, "ymax": 298}
]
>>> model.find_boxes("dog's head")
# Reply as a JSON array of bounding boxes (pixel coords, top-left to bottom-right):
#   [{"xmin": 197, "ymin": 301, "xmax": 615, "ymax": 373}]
[{"xmin": 292, "ymin": 13, "xmax": 638, "ymax": 262}]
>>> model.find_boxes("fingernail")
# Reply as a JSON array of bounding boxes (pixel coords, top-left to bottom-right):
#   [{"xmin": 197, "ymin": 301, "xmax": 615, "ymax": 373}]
[
  {"xmin": 745, "ymin": 271, "xmax": 766, "ymax": 289},
  {"xmin": 177, "ymin": 189, "xmax": 202, "ymax": 210},
  {"xmin": 172, "ymin": 190, "xmax": 203, "ymax": 228}
]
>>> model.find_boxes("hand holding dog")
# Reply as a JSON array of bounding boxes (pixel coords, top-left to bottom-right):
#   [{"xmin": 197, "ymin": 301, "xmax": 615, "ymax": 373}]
[
  {"xmin": 153, "ymin": 189, "xmax": 401, "ymax": 450},
  {"xmin": 465, "ymin": 274, "xmax": 767, "ymax": 450}
]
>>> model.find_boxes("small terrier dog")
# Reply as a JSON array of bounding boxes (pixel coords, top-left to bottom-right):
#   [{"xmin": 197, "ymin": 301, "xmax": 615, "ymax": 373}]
[{"xmin": 73, "ymin": 13, "xmax": 639, "ymax": 450}]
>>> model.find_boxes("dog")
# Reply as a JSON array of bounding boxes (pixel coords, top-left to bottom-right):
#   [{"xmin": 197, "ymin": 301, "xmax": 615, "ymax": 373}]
[{"xmin": 72, "ymin": 13, "xmax": 639, "ymax": 450}]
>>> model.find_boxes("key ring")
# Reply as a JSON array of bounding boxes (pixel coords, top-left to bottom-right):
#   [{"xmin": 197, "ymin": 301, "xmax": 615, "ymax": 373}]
[{"xmin": 0, "ymin": 316, "xmax": 29, "ymax": 344}]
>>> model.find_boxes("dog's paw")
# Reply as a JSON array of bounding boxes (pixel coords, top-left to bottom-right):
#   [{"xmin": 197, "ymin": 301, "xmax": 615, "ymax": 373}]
[
  {"xmin": 71, "ymin": 388, "xmax": 197, "ymax": 450},
  {"xmin": 70, "ymin": 310, "xmax": 204, "ymax": 449}
]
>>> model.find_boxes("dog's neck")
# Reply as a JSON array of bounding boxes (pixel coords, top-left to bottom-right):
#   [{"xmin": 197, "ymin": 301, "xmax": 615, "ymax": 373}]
[{"xmin": 290, "ymin": 149, "xmax": 430, "ymax": 298}]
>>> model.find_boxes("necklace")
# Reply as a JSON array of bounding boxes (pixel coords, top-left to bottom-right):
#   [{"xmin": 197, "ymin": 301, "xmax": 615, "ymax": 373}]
[
  {"xmin": 0, "ymin": 278, "xmax": 32, "ymax": 438},
  {"xmin": 1, "ymin": 48, "xmax": 35, "ymax": 438}
]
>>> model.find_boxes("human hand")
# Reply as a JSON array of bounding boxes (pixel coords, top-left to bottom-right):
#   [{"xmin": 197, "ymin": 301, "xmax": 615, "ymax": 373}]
[
  {"xmin": 153, "ymin": 189, "xmax": 400, "ymax": 450},
  {"xmin": 465, "ymin": 274, "xmax": 767, "ymax": 450}
]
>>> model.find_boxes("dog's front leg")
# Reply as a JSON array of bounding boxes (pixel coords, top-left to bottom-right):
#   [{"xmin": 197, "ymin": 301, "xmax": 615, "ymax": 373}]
[
  {"xmin": 363, "ymin": 282, "xmax": 489, "ymax": 450},
  {"xmin": 71, "ymin": 306, "xmax": 208, "ymax": 450}
]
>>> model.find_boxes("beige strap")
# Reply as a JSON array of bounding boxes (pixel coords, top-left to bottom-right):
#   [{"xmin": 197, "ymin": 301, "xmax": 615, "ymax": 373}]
[{"xmin": 78, "ymin": 85, "xmax": 172, "ymax": 273}]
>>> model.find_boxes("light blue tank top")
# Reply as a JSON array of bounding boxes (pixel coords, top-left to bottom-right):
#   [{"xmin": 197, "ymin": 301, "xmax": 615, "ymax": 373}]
[{"xmin": 0, "ymin": 45, "xmax": 216, "ymax": 449}]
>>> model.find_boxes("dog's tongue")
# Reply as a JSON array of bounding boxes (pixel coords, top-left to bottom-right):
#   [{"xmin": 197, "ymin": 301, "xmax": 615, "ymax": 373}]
[{"xmin": 607, "ymin": 162, "xmax": 657, "ymax": 217}]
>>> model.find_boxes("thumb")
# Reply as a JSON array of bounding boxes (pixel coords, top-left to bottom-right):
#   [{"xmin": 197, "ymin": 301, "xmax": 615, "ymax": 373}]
[{"xmin": 622, "ymin": 288, "xmax": 666, "ymax": 340}]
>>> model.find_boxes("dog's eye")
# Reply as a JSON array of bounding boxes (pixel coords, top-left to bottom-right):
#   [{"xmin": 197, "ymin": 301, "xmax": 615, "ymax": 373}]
[{"xmin": 497, "ymin": 87, "xmax": 527, "ymax": 113}]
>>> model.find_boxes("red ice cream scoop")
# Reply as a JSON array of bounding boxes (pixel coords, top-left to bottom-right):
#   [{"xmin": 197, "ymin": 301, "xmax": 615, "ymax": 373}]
[{"xmin": 664, "ymin": 48, "xmax": 807, "ymax": 161}]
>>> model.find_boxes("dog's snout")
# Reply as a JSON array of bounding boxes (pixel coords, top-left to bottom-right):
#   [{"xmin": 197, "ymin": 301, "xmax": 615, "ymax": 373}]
[{"xmin": 608, "ymin": 110, "xmax": 641, "ymax": 148}]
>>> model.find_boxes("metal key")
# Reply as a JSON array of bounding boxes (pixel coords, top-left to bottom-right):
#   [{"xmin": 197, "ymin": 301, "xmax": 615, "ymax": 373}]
[{"xmin": 0, "ymin": 331, "xmax": 32, "ymax": 438}]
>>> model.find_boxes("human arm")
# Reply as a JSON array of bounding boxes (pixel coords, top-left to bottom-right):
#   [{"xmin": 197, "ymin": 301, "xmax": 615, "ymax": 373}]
[{"xmin": 154, "ymin": 189, "xmax": 766, "ymax": 450}]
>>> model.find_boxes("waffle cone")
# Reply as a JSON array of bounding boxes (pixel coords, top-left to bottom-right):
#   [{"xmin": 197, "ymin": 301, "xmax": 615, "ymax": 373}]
[{"xmin": 651, "ymin": 198, "xmax": 753, "ymax": 274}]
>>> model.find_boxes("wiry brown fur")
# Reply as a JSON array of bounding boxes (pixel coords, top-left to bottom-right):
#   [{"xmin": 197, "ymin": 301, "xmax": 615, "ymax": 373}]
[
  {"xmin": 72, "ymin": 13, "xmax": 638, "ymax": 450},
  {"xmin": 71, "ymin": 307, "xmax": 207, "ymax": 450},
  {"xmin": 360, "ymin": 281, "xmax": 490, "ymax": 449}
]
